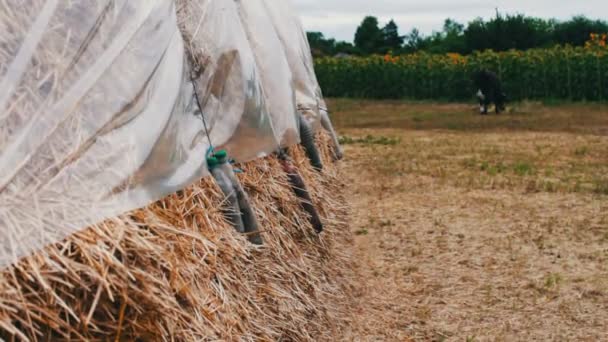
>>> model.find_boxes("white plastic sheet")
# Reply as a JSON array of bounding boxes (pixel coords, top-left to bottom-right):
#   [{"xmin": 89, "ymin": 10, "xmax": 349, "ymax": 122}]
[
  {"xmin": 177, "ymin": 0, "xmax": 286, "ymax": 159},
  {"xmin": 0, "ymin": 0, "xmax": 330, "ymax": 268},
  {"xmin": 261, "ymin": 0, "xmax": 342, "ymax": 157},
  {"xmin": 260, "ymin": 0, "xmax": 322, "ymax": 129},
  {"xmin": 0, "ymin": 1, "xmax": 208, "ymax": 268},
  {"xmin": 234, "ymin": 0, "xmax": 300, "ymax": 148}
]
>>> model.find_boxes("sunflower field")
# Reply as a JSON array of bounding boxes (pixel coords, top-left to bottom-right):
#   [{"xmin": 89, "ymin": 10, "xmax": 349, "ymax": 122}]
[{"xmin": 314, "ymin": 34, "xmax": 608, "ymax": 101}]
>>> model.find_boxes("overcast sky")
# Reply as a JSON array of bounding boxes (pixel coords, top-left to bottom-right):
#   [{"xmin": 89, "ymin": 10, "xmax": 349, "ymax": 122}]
[{"xmin": 292, "ymin": 0, "xmax": 608, "ymax": 42}]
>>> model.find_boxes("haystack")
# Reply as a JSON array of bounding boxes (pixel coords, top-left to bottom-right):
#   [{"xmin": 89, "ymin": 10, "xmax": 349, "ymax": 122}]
[
  {"xmin": 0, "ymin": 134, "xmax": 354, "ymax": 341},
  {"xmin": 0, "ymin": 0, "xmax": 353, "ymax": 339}
]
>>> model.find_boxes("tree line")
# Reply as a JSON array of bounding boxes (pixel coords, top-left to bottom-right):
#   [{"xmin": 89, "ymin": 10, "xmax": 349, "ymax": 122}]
[{"xmin": 307, "ymin": 13, "xmax": 608, "ymax": 56}]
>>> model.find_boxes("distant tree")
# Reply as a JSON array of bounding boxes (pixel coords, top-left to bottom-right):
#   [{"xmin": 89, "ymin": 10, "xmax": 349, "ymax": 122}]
[
  {"xmin": 306, "ymin": 31, "xmax": 359, "ymax": 57},
  {"xmin": 306, "ymin": 31, "xmax": 338, "ymax": 56},
  {"xmin": 526, "ymin": 17, "xmax": 556, "ymax": 48},
  {"xmin": 408, "ymin": 19, "xmax": 466, "ymax": 54},
  {"xmin": 354, "ymin": 16, "xmax": 384, "ymax": 54},
  {"xmin": 381, "ymin": 20, "xmax": 404, "ymax": 53},
  {"xmin": 464, "ymin": 13, "xmax": 554, "ymax": 53},
  {"xmin": 306, "ymin": 31, "xmax": 325, "ymax": 47},
  {"xmin": 436, "ymin": 18, "xmax": 466, "ymax": 53},
  {"xmin": 492, "ymin": 14, "xmax": 552, "ymax": 50},
  {"xmin": 403, "ymin": 28, "xmax": 426, "ymax": 53},
  {"xmin": 553, "ymin": 16, "xmax": 608, "ymax": 46},
  {"xmin": 464, "ymin": 18, "xmax": 491, "ymax": 52},
  {"xmin": 444, "ymin": 18, "xmax": 464, "ymax": 36},
  {"xmin": 308, "ymin": 14, "xmax": 608, "ymax": 58},
  {"xmin": 334, "ymin": 41, "xmax": 359, "ymax": 55}
]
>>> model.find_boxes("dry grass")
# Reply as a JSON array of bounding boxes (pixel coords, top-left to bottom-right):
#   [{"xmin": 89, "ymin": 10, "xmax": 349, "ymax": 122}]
[
  {"xmin": 333, "ymin": 99, "xmax": 608, "ymax": 196},
  {"xmin": 330, "ymin": 98, "xmax": 608, "ymax": 135},
  {"xmin": 340, "ymin": 129, "xmax": 608, "ymax": 196},
  {"xmin": 331, "ymin": 99, "xmax": 608, "ymax": 341},
  {"xmin": 0, "ymin": 135, "xmax": 358, "ymax": 341}
]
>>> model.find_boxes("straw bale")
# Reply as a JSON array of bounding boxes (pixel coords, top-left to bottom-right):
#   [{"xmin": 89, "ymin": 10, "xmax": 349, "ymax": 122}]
[{"xmin": 0, "ymin": 134, "xmax": 355, "ymax": 341}]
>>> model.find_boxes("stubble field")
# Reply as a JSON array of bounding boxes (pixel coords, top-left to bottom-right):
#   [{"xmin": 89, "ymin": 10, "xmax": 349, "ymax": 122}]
[{"xmin": 335, "ymin": 99, "xmax": 608, "ymax": 341}]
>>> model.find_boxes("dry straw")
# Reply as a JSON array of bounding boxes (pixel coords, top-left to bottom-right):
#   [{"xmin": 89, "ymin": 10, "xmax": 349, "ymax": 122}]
[
  {"xmin": 1, "ymin": 2, "xmax": 354, "ymax": 339},
  {"xmin": 0, "ymin": 134, "xmax": 355, "ymax": 341}
]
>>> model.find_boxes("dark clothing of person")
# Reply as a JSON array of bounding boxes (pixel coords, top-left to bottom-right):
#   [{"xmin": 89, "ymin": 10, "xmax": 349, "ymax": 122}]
[{"xmin": 473, "ymin": 70, "xmax": 506, "ymax": 114}]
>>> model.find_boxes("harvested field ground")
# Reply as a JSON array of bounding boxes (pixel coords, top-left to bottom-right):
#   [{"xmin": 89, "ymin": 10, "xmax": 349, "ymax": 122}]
[{"xmin": 332, "ymin": 99, "xmax": 608, "ymax": 341}]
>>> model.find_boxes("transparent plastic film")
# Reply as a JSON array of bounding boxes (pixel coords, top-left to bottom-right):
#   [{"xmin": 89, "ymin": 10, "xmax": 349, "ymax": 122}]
[
  {"xmin": 260, "ymin": 0, "xmax": 322, "ymax": 130},
  {"xmin": 258, "ymin": 0, "xmax": 320, "ymax": 129},
  {"xmin": 261, "ymin": 0, "xmax": 342, "ymax": 155},
  {"xmin": 177, "ymin": 0, "xmax": 281, "ymax": 160},
  {"xmin": 235, "ymin": 0, "xmax": 300, "ymax": 148},
  {"xmin": 0, "ymin": 1, "xmax": 208, "ymax": 268}
]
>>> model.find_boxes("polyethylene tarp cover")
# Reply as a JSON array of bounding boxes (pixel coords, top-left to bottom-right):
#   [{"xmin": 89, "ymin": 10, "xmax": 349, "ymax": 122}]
[
  {"xmin": 0, "ymin": 1, "xmax": 209, "ymax": 268},
  {"xmin": 177, "ymin": 0, "xmax": 289, "ymax": 157},
  {"xmin": 235, "ymin": 0, "xmax": 300, "ymax": 147},
  {"xmin": 260, "ymin": 0, "xmax": 322, "ymax": 129}
]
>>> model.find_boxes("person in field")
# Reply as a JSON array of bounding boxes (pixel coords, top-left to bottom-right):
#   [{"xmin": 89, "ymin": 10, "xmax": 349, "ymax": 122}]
[{"xmin": 473, "ymin": 69, "xmax": 507, "ymax": 115}]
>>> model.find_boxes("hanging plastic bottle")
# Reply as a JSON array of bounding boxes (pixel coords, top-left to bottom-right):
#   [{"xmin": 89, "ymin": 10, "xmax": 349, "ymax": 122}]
[
  {"xmin": 207, "ymin": 156, "xmax": 246, "ymax": 234},
  {"xmin": 214, "ymin": 150, "xmax": 264, "ymax": 245},
  {"xmin": 298, "ymin": 113, "xmax": 323, "ymax": 171},
  {"xmin": 320, "ymin": 109, "xmax": 344, "ymax": 161},
  {"xmin": 278, "ymin": 149, "xmax": 323, "ymax": 233}
]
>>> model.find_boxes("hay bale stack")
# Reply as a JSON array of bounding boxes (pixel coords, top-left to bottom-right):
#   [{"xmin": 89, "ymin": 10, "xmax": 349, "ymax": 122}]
[{"xmin": 0, "ymin": 134, "xmax": 354, "ymax": 341}]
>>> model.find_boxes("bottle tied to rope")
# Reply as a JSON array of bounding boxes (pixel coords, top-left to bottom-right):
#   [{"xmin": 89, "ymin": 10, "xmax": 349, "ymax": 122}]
[
  {"xmin": 193, "ymin": 68, "xmax": 262, "ymax": 244},
  {"xmin": 208, "ymin": 150, "xmax": 263, "ymax": 245},
  {"xmin": 278, "ymin": 149, "xmax": 324, "ymax": 233},
  {"xmin": 319, "ymin": 108, "xmax": 344, "ymax": 161},
  {"xmin": 207, "ymin": 155, "xmax": 246, "ymax": 234},
  {"xmin": 298, "ymin": 113, "xmax": 323, "ymax": 171}
]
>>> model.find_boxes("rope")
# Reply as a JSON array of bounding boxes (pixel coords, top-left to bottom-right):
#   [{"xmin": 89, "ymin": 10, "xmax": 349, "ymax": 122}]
[
  {"xmin": 190, "ymin": 75, "xmax": 244, "ymax": 174},
  {"xmin": 190, "ymin": 76, "xmax": 213, "ymax": 156}
]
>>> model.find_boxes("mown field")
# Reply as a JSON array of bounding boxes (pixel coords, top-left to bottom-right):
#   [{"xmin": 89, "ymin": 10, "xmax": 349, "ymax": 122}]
[
  {"xmin": 315, "ymin": 43, "xmax": 608, "ymax": 101},
  {"xmin": 338, "ymin": 99, "xmax": 608, "ymax": 340}
]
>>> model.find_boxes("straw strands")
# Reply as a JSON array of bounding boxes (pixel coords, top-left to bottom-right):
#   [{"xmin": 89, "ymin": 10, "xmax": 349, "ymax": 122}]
[{"xmin": 0, "ymin": 135, "xmax": 355, "ymax": 341}]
